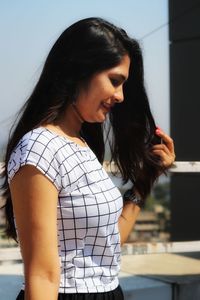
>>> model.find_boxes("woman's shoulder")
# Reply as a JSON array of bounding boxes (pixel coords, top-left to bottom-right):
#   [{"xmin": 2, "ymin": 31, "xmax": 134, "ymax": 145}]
[
  {"xmin": 20, "ymin": 127, "xmax": 60, "ymax": 146},
  {"xmin": 7, "ymin": 127, "xmax": 64, "ymax": 189},
  {"xmin": 8, "ymin": 127, "xmax": 66, "ymax": 169},
  {"xmin": 15, "ymin": 127, "xmax": 69, "ymax": 154}
]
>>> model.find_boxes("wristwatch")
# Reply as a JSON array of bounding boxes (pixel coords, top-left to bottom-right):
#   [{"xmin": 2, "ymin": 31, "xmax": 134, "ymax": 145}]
[{"xmin": 123, "ymin": 189, "xmax": 144, "ymax": 208}]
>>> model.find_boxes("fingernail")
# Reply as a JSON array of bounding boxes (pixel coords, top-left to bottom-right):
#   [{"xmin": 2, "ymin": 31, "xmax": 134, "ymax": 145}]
[
  {"xmin": 156, "ymin": 129, "xmax": 161, "ymax": 134},
  {"xmin": 156, "ymin": 126, "xmax": 162, "ymax": 130}
]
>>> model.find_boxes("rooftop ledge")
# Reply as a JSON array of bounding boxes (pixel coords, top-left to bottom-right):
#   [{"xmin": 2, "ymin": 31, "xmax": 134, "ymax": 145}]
[
  {"xmin": 120, "ymin": 241, "xmax": 200, "ymax": 299},
  {"xmin": 103, "ymin": 161, "xmax": 200, "ymax": 173}
]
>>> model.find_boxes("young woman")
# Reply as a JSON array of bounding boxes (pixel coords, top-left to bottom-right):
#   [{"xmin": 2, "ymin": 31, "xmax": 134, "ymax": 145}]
[{"xmin": 1, "ymin": 17, "xmax": 175, "ymax": 300}]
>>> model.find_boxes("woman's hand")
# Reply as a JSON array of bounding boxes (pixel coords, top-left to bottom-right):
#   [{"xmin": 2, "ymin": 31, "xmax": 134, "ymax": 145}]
[{"xmin": 151, "ymin": 127, "xmax": 176, "ymax": 169}]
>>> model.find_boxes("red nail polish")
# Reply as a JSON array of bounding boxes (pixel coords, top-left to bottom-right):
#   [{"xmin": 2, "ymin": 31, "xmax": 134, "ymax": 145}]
[{"xmin": 156, "ymin": 129, "xmax": 161, "ymax": 134}]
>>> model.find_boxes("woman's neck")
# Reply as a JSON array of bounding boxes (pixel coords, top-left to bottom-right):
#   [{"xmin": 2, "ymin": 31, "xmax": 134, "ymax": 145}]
[{"xmin": 45, "ymin": 104, "xmax": 84, "ymax": 139}]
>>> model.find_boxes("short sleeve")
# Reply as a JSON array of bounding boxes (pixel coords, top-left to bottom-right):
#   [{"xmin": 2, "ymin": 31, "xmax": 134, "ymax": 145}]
[{"xmin": 7, "ymin": 131, "xmax": 62, "ymax": 191}]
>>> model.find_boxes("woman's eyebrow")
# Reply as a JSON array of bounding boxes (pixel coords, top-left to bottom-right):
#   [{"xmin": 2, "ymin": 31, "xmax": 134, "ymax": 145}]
[{"xmin": 111, "ymin": 74, "xmax": 128, "ymax": 82}]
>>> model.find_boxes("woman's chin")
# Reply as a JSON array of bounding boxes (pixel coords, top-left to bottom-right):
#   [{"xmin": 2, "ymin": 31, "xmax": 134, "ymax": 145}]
[{"xmin": 85, "ymin": 113, "xmax": 107, "ymax": 123}]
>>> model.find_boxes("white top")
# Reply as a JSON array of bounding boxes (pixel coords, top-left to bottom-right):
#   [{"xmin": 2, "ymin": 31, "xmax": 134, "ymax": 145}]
[{"xmin": 7, "ymin": 127, "xmax": 123, "ymax": 293}]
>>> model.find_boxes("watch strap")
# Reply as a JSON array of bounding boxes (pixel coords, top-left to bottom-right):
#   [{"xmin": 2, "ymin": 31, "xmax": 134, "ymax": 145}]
[{"xmin": 123, "ymin": 189, "xmax": 144, "ymax": 208}]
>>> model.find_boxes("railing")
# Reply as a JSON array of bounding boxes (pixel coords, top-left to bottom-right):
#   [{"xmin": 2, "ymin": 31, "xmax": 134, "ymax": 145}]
[
  {"xmin": 168, "ymin": 161, "xmax": 200, "ymax": 173},
  {"xmin": 122, "ymin": 240, "xmax": 200, "ymax": 255},
  {"xmin": 103, "ymin": 161, "xmax": 200, "ymax": 173}
]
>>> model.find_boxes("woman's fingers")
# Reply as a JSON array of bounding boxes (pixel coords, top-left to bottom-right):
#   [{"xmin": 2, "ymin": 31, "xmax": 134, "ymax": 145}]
[
  {"xmin": 155, "ymin": 128, "xmax": 175, "ymax": 153},
  {"xmin": 152, "ymin": 127, "xmax": 176, "ymax": 168},
  {"xmin": 152, "ymin": 143, "xmax": 170, "ymax": 154},
  {"xmin": 151, "ymin": 148, "xmax": 174, "ymax": 167}
]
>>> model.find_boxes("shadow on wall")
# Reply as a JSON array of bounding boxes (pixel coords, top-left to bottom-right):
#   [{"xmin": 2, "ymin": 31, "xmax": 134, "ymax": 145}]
[{"xmin": 119, "ymin": 273, "xmax": 200, "ymax": 300}]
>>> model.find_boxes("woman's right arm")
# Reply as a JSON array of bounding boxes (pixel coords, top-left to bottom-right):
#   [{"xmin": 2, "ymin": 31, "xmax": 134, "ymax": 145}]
[{"xmin": 10, "ymin": 165, "xmax": 60, "ymax": 300}]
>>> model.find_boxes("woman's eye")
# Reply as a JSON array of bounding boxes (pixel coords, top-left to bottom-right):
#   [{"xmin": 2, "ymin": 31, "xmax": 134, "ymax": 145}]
[{"xmin": 110, "ymin": 78, "xmax": 120, "ymax": 87}]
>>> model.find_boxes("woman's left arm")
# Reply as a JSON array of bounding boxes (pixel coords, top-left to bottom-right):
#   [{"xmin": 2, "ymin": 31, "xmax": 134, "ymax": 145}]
[{"xmin": 118, "ymin": 129, "xmax": 175, "ymax": 245}]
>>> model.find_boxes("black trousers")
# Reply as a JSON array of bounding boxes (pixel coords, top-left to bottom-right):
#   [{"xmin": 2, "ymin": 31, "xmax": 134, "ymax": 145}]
[{"xmin": 16, "ymin": 285, "xmax": 124, "ymax": 300}]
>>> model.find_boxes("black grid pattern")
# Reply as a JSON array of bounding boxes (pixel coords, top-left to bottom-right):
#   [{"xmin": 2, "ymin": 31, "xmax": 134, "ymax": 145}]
[{"xmin": 8, "ymin": 127, "xmax": 123, "ymax": 293}]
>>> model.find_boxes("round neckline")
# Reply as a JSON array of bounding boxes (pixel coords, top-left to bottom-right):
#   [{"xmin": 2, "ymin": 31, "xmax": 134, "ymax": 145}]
[{"xmin": 39, "ymin": 126, "xmax": 89, "ymax": 150}]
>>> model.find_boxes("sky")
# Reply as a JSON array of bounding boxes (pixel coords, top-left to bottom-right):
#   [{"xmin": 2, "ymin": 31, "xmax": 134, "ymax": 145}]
[{"xmin": 0, "ymin": 0, "xmax": 169, "ymax": 149}]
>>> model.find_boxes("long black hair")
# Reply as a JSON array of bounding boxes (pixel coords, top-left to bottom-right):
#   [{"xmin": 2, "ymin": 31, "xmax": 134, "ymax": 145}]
[{"xmin": 1, "ymin": 17, "xmax": 163, "ymax": 241}]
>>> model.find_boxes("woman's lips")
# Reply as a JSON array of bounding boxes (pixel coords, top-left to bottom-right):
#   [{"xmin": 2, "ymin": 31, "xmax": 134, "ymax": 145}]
[{"xmin": 101, "ymin": 102, "xmax": 113, "ymax": 112}]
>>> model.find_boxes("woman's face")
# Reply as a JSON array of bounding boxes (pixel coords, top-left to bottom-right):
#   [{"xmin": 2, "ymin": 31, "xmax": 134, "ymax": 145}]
[{"xmin": 75, "ymin": 54, "xmax": 130, "ymax": 123}]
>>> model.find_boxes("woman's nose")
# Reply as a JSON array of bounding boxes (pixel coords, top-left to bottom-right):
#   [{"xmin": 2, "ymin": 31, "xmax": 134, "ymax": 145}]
[{"xmin": 113, "ymin": 86, "xmax": 124, "ymax": 103}]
